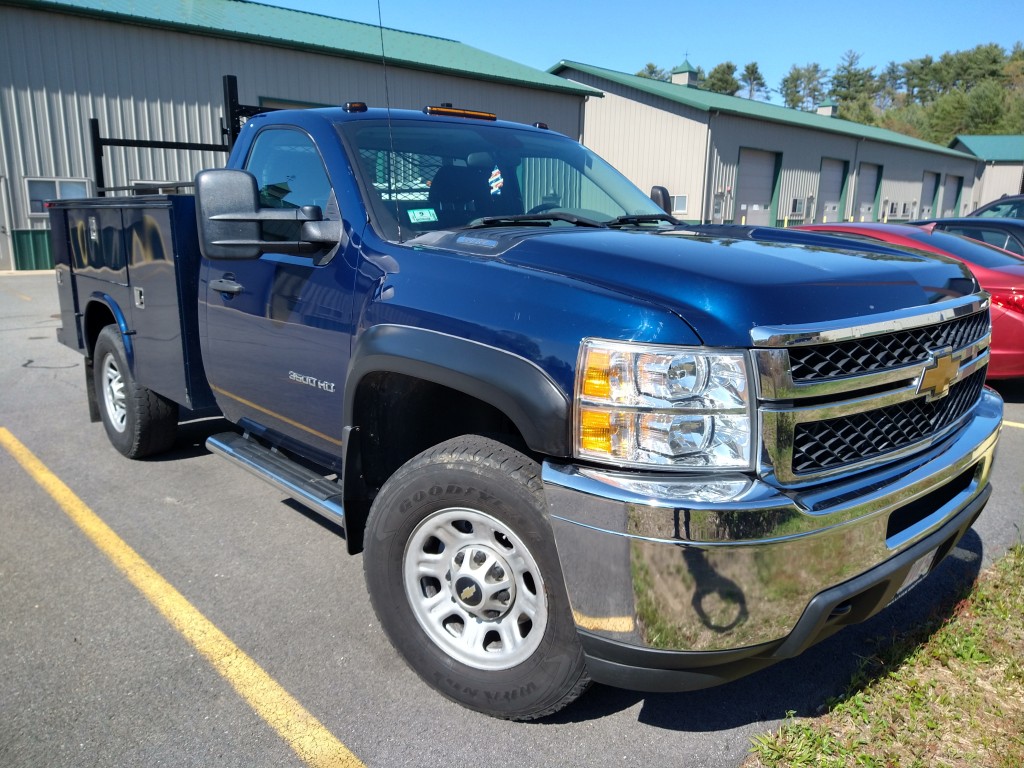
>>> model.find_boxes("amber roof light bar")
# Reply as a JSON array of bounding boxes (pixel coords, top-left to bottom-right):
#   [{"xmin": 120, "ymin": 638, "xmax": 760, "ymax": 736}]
[{"xmin": 423, "ymin": 105, "xmax": 497, "ymax": 121}]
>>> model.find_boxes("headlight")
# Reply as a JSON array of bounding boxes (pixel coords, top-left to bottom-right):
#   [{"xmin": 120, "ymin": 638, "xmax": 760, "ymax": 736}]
[{"xmin": 575, "ymin": 340, "xmax": 753, "ymax": 470}]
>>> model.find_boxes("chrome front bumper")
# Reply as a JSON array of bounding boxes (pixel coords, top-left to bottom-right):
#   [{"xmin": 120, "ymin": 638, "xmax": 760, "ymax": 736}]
[{"xmin": 542, "ymin": 388, "xmax": 1002, "ymax": 689}]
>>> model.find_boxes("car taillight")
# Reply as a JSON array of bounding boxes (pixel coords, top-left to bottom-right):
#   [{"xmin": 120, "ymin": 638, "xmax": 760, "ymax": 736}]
[{"xmin": 991, "ymin": 288, "xmax": 1024, "ymax": 315}]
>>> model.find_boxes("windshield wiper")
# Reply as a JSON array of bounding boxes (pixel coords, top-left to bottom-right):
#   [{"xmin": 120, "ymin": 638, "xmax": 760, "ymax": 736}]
[
  {"xmin": 466, "ymin": 212, "xmax": 607, "ymax": 229},
  {"xmin": 606, "ymin": 213, "xmax": 679, "ymax": 227}
]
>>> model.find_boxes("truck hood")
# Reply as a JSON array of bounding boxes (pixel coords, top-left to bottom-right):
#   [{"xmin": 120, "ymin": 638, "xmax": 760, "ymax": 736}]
[{"xmin": 413, "ymin": 227, "xmax": 978, "ymax": 347}]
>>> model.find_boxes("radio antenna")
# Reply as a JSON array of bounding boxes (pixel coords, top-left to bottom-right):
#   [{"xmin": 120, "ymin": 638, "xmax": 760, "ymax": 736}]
[{"xmin": 377, "ymin": 0, "xmax": 402, "ymax": 241}]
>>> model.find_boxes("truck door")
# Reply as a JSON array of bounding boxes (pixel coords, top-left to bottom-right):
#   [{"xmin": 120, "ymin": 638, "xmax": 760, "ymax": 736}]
[{"xmin": 202, "ymin": 126, "xmax": 353, "ymax": 460}]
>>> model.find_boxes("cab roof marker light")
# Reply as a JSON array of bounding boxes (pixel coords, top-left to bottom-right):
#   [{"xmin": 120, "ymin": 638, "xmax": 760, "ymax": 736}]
[
  {"xmin": 343, "ymin": 102, "xmax": 368, "ymax": 113},
  {"xmin": 423, "ymin": 105, "xmax": 497, "ymax": 121}
]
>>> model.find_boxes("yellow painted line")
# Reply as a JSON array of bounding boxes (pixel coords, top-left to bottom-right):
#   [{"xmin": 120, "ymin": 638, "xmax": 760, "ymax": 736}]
[
  {"xmin": 0, "ymin": 286, "xmax": 33, "ymax": 301},
  {"xmin": 573, "ymin": 610, "xmax": 635, "ymax": 633},
  {"xmin": 210, "ymin": 384, "xmax": 342, "ymax": 447},
  {"xmin": 1005, "ymin": 420, "xmax": 1024, "ymax": 430},
  {"xmin": 0, "ymin": 428, "xmax": 363, "ymax": 768}
]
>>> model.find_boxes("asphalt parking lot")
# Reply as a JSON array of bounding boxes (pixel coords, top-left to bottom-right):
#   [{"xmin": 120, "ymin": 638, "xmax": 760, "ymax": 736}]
[{"xmin": 2, "ymin": 271, "xmax": 1022, "ymax": 768}]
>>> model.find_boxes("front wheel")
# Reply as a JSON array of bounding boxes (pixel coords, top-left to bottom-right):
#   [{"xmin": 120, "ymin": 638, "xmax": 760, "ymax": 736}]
[
  {"xmin": 363, "ymin": 435, "xmax": 589, "ymax": 720},
  {"xmin": 93, "ymin": 325, "xmax": 178, "ymax": 459}
]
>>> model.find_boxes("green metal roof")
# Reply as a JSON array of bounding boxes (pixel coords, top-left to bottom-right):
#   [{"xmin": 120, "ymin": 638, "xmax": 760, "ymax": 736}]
[
  {"xmin": 7, "ymin": 0, "xmax": 599, "ymax": 97},
  {"xmin": 952, "ymin": 135, "xmax": 1024, "ymax": 162},
  {"xmin": 551, "ymin": 60, "xmax": 977, "ymax": 160}
]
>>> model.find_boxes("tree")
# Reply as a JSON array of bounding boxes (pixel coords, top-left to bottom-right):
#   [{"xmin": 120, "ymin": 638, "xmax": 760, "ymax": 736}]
[
  {"xmin": 934, "ymin": 44, "xmax": 1006, "ymax": 93},
  {"xmin": 1006, "ymin": 42, "xmax": 1024, "ymax": 93},
  {"xmin": 740, "ymin": 62, "xmax": 768, "ymax": 100},
  {"xmin": 772, "ymin": 41, "xmax": 1024, "ymax": 140},
  {"xmin": 779, "ymin": 63, "xmax": 829, "ymax": 110},
  {"xmin": 924, "ymin": 89, "xmax": 969, "ymax": 144},
  {"xmin": 703, "ymin": 61, "xmax": 740, "ymax": 95},
  {"xmin": 876, "ymin": 61, "xmax": 904, "ymax": 111},
  {"xmin": 830, "ymin": 50, "xmax": 878, "ymax": 121},
  {"xmin": 964, "ymin": 80, "xmax": 1009, "ymax": 134},
  {"xmin": 903, "ymin": 55, "xmax": 938, "ymax": 104},
  {"xmin": 636, "ymin": 63, "xmax": 669, "ymax": 81},
  {"xmin": 838, "ymin": 95, "xmax": 878, "ymax": 125}
]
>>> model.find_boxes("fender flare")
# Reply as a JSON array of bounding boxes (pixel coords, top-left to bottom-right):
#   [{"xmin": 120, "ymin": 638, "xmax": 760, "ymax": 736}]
[
  {"xmin": 345, "ymin": 324, "xmax": 572, "ymax": 456},
  {"xmin": 86, "ymin": 292, "xmax": 134, "ymax": 367}
]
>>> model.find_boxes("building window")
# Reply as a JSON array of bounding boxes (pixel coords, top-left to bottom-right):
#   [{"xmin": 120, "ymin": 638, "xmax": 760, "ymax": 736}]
[
  {"xmin": 789, "ymin": 198, "xmax": 805, "ymax": 218},
  {"xmin": 671, "ymin": 194, "xmax": 688, "ymax": 215},
  {"xmin": 888, "ymin": 201, "xmax": 899, "ymax": 217},
  {"xmin": 27, "ymin": 178, "xmax": 90, "ymax": 215},
  {"xmin": 901, "ymin": 202, "xmax": 911, "ymax": 217}
]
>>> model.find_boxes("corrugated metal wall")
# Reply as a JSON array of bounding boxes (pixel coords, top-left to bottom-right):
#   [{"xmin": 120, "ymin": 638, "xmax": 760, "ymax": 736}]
[
  {"xmin": 974, "ymin": 163, "xmax": 1024, "ymax": 208},
  {"xmin": 560, "ymin": 70, "xmax": 710, "ymax": 222},
  {"xmin": 0, "ymin": 5, "xmax": 585, "ymax": 268},
  {"xmin": 706, "ymin": 114, "xmax": 978, "ymax": 224},
  {"xmin": 553, "ymin": 68, "xmax": 984, "ymax": 228},
  {"xmin": 707, "ymin": 115, "xmax": 853, "ymax": 224}
]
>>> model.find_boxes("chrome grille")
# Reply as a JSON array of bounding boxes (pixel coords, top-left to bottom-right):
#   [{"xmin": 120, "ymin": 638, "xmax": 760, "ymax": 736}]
[
  {"xmin": 791, "ymin": 368, "xmax": 987, "ymax": 474},
  {"xmin": 788, "ymin": 312, "xmax": 990, "ymax": 382},
  {"xmin": 753, "ymin": 297, "xmax": 992, "ymax": 485}
]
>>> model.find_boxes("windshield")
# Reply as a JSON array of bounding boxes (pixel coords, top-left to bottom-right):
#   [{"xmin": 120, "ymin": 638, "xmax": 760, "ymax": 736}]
[{"xmin": 337, "ymin": 119, "xmax": 668, "ymax": 241}]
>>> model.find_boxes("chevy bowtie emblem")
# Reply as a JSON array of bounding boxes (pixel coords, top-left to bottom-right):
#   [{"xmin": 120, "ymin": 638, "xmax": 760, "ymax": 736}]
[
  {"xmin": 917, "ymin": 348, "xmax": 962, "ymax": 401},
  {"xmin": 460, "ymin": 584, "xmax": 478, "ymax": 601}
]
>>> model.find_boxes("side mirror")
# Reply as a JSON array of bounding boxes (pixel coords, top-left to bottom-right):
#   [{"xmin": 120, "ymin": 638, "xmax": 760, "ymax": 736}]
[
  {"xmin": 196, "ymin": 169, "xmax": 262, "ymax": 260},
  {"xmin": 195, "ymin": 169, "xmax": 335, "ymax": 260},
  {"xmin": 650, "ymin": 186, "xmax": 672, "ymax": 215}
]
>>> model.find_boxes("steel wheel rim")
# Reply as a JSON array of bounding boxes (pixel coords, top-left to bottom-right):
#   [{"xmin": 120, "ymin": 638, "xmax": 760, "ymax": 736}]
[
  {"xmin": 403, "ymin": 506, "xmax": 548, "ymax": 670},
  {"xmin": 101, "ymin": 352, "xmax": 127, "ymax": 433}
]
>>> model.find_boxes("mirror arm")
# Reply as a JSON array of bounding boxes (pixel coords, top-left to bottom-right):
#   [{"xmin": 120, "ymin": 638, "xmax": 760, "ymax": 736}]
[{"xmin": 211, "ymin": 205, "xmax": 323, "ymax": 224}]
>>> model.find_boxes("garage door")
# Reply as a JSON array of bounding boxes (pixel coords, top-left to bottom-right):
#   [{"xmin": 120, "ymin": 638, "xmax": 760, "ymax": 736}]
[
  {"xmin": 855, "ymin": 163, "xmax": 880, "ymax": 221},
  {"xmin": 735, "ymin": 149, "xmax": 776, "ymax": 225},
  {"xmin": 941, "ymin": 175, "xmax": 962, "ymax": 217},
  {"xmin": 920, "ymin": 172, "xmax": 939, "ymax": 218},
  {"xmin": 818, "ymin": 158, "xmax": 845, "ymax": 223}
]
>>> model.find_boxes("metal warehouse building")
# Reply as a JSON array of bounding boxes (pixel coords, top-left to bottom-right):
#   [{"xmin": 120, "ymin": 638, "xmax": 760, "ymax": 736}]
[
  {"xmin": 0, "ymin": 0, "xmax": 596, "ymax": 271},
  {"xmin": 552, "ymin": 60, "xmax": 987, "ymax": 227},
  {"xmin": 951, "ymin": 134, "xmax": 1024, "ymax": 204}
]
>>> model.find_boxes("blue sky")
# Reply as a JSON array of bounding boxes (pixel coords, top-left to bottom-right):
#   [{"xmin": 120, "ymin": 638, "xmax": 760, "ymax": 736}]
[{"xmin": 265, "ymin": 0, "xmax": 1022, "ymax": 103}]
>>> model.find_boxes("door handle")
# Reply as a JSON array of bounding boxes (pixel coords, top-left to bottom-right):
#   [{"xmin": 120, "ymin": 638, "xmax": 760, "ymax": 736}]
[{"xmin": 210, "ymin": 278, "xmax": 243, "ymax": 295}]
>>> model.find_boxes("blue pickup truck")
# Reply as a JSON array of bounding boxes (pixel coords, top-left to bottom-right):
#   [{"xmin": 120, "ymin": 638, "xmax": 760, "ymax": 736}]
[{"xmin": 51, "ymin": 104, "xmax": 1003, "ymax": 720}]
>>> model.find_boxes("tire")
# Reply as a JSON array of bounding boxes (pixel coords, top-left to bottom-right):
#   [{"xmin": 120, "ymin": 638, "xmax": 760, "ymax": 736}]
[
  {"xmin": 93, "ymin": 325, "xmax": 178, "ymax": 459},
  {"xmin": 363, "ymin": 435, "xmax": 590, "ymax": 720}
]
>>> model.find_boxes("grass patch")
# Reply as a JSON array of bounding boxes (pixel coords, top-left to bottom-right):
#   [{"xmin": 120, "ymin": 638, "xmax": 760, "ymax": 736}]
[{"xmin": 746, "ymin": 544, "xmax": 1024, "ymax": 768}]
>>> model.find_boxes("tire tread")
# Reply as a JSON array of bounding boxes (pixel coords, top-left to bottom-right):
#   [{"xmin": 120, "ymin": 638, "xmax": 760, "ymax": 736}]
[{"xmin": 364, "ymin": 434, "xmax": 591, "ymax": 721}]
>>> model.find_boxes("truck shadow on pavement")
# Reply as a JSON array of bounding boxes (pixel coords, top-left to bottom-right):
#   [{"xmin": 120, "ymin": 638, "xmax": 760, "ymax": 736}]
[
  {"xmin": 146, "ymin": 417, "xmax": 236, "ymax": 461},
  {"xmin": 547, "ymin": 529, "xmax": 984, "ymax": 730},
  {"xmin": 140, "ymin": 416, "xmax": 994, "ymax": 731}
]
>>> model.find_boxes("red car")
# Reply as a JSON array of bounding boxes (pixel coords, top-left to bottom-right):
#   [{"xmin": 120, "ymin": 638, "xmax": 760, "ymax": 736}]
[{"xmin": 797, "ymin": 222, "xmax": 1024, "ymax": 379}]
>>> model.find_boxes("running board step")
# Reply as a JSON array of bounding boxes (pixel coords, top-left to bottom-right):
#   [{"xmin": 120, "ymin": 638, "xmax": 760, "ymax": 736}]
[{"xmin": 206, "ymin": 431, "xmax": 345, "ymax": 528}]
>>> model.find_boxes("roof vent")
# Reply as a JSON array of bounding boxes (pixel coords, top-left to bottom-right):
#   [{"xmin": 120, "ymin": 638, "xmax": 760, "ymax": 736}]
[
  {"xmin": 670, "ymin": 59, "xmax": 699, "ymax": 87},
  {"xmin": 816, "ymin": 98, "xmax": 838, "ymax": 118}
]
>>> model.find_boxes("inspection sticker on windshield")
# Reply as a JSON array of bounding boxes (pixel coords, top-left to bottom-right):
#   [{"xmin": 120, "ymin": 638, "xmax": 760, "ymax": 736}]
[{"xmin": 408, "ymin": 208, "xmax": 438, "ymax": 223}]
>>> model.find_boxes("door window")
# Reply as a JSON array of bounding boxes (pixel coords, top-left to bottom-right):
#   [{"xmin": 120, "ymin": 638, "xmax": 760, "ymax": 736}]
[
  {"xmin": 244, "ymin": 128, "xmax": 333, "ymax": 241},
  {"xmin": 943, "ymin": 225, "xmax": 1023, "ymax": 256}
]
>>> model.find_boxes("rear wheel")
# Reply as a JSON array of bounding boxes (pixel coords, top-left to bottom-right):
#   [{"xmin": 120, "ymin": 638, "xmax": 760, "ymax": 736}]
[
  {"xmin": 363, "ymin": 435, "xmax": 589, "ymax": 720},
  {"xmin": 94, "ymin": 325, "xmax": 178, "ymax": 459}
]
